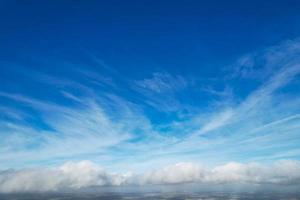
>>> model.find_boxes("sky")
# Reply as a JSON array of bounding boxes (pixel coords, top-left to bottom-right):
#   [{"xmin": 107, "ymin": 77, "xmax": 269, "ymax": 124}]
[{"xmin": 1, "ymin": 0, "xmax": 300, "ymax": 193}]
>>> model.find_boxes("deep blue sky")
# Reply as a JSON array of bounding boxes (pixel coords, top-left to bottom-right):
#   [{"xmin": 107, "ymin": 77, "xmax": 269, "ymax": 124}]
[
  {"xmin": 1, "ymin": 0, "xmax": 300, "ymax": 75},
  {"xmin": 0, "ymin": 0, "xmax": 300, "ymax": 174}
]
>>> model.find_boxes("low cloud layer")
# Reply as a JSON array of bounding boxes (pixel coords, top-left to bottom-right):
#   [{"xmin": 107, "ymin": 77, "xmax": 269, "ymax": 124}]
[{"xmin": 1, "ymin": 160, "xmax": 300, "ymax": 193}]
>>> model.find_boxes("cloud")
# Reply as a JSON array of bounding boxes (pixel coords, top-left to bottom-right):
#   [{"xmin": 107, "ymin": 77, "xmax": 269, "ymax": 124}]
[
  {"xmin": 0, "ymin": 161, "xmax": 127, "ymax": 193},
  {"xmin": 133, "ymin": 72, "xmax": 189, "ymax": 112},
  {"xmin": 193, "ymin": 38, "xmax": 300, "ymax": 135},
  {"xmin": 0, "ymin": 92, "xmax": 152, "ymax": 168},
  {"xmin": 140, "ymin": 160, "xmax": 300, "ymax": 185},
  {"xmin": 139, "ymin": 162, "xmax": 205, "ymax": 184},
  {"xmin": 198, "ymin": 109, "xmax": 234, "ymax": 134},
  {"xmin": 0, "ymin": 160, "xmax": 300, "ymax": 193},
  {"xmin": 228, "ymin": 38, "xmax": 300, "ymax": 80},
  {"xmin": 1, "ymin": 38, "xmax": 300, "ymax": 177},
  {"xmin": 135, "ymin": 72, "xmax": 187, "ymax": 94}
]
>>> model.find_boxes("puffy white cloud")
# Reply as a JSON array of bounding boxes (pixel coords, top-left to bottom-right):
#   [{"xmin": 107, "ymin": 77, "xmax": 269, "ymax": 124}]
[
  {"xmin": 1, "ymin": 160, "xmax": 300, "ymax": 193},
  {"xmin": 0, "ymin": 161, "xmax": 127, "ymax": 193},
  {"xmin": 139, "ymin": 160, "xmax": 300, "ymax": 185},
  {"xmin": 139, "ymin": 162, "xmax": 205, "ymax": 184},
  {"xmin": 207, "ymin": 160, "xmax": 300, "ymax": 184}
]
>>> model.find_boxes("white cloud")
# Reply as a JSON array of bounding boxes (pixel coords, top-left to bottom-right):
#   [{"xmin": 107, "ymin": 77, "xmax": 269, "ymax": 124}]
[
  {"xmin": 0, "ymin": 93, "xmax": 151, "ymax": 168},
  {"xmin": 197, "ymin": 109, "xmax": 234, "ymax": 134},
  {"xmin": 1, "ymin": 160, "xmax": 300, "ymax": 193},
  {"xmin": 1, "ymin": 39, "xmax": 300, "ymax": 179},
  {"xmin": 0, "ymin": 161, "xmax": 131, "ymax": 193},
  {"xmin": 132, "ymin": 72, "xmax": 189, "ymax": 112},
  {"xmin": 139, "ymin": 162, "xmax": 205, "ymax": 184},
  {"xmin": 193, "ymin": 39, "xmax": 300, "ymax": 136},
  {"xmin": 209, "ymin": 160, "xmax": 300, "ymax": 184},
  {"xmin": 229, "ymin": 38, "xmax": 300, "ymax": 80},
  {"xmin": 135, "ymin": 72, "xmax": 187, "ymax": 93}
]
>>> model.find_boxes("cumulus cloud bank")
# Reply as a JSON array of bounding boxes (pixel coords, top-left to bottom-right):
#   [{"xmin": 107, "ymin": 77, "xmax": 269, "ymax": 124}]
[{"xmin": 1, "ymin": 160, "xmax": 300, "ymax": 193}]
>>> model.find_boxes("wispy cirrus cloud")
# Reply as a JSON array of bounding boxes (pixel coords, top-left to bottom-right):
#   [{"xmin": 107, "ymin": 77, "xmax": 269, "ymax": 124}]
[
  {"xmin": 193, "ymin": 38, "xmax": 300, "ymax": 136},
  {"xmin": 135, "ymin": 72, "xmax": 187, "ymax": 93},
  {"xmin": 228, "ymin": 38, "xmax": 300, "ymax": 80},
  {"xmin": 133, "ymin": 72, "xmax": 189, "ymax": 112},
  {"xmin": 0, "ymin": 38, "xmax": 300, "ymax": 182},
  {"xmin": 0, "ymin": 92, "xmax": 152, "ymax": 168}
]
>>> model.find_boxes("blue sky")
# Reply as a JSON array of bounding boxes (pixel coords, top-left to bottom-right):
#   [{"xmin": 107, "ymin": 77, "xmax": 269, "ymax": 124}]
[{"xmin": 1, "ymin": 1, "xmax": 300, "ymax": 190}]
